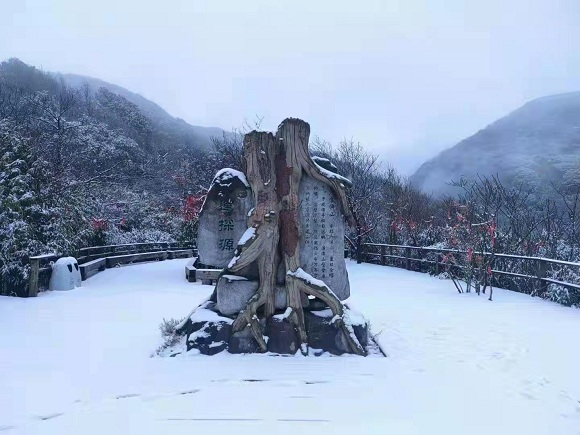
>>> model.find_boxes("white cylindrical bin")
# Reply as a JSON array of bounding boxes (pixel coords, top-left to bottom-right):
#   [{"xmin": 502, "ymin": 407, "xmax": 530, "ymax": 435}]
[{"xmin": 49, "ymin": 257, "xmax": 82, "ymax": 291}]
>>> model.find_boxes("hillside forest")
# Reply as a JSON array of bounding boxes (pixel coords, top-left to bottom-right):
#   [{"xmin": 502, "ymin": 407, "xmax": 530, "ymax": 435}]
[{"xmin": 1, "ymin": 59, "xmax": 579, "ymax": 306}]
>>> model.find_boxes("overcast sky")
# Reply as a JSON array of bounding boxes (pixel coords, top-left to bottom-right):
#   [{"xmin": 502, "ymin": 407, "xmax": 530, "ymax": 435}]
[{"xmin": 2, "ymin": 0, "xmax": 580, "ymax": 174}]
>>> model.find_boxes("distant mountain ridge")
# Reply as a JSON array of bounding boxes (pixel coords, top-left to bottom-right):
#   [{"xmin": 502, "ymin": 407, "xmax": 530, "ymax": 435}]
[
  {"xmin": 411, "ymin": 92, "xmax": 580, "ymax": 197},
  {"xmin": 59, "ymin": 73, "xmax": 224, "ymax": 150}
]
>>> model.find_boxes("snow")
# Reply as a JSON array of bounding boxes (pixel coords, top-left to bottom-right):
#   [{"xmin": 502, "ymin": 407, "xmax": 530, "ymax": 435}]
[
  {"xmin": 311, "ymin": 156, "xmax": 338, "ymax": 172},
  {"xmin": 212, "ymin": 168, "xmax": 249, "ymax": 188},
  {"xmin": 228, "ymin": 227, "xmax": 257, "ymax": 268},
  {"xmin": 287, "ymin": 267, "xmax": 340, "ymax": 299},
  {"xmin": 188, "ymin": 305, "xmax": 233, "ymax": 325},
  {"xmin": 310, "ymin": 308, "xmax": 333, "ymax": 317},
  {"xmin": 222, "ymin": 274, "xmax": 248, "ymax": 282},
  {"xmin": 313, "ymin": 161, "xmax": 352, "ymax": 186},
  {"xmin": 273, "ymin": 307, "xmax": 293, "ymax": 320},
  {"xmin": 1, "ymin": 259, "xmax": 580, "ymax": 434},
  {"xmin": 237, "ymin": 226, "xmax": 256, "ymax": 245},
  {"xmin": 227, "ymin": 256, "xmax": 239, "ymax": 269},
  {"xmin": 29, "ymin": 253, "xmax": 58, "ymax": 260},
  {"xmin": 287, "ymin": 267, "xmax": 326, "ymax": 288}
]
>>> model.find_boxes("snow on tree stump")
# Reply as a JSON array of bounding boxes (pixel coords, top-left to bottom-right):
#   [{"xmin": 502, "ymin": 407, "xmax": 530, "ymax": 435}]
[{"xmin": 172, "ymin": 118, "xmax": 381, "ymax": 356}]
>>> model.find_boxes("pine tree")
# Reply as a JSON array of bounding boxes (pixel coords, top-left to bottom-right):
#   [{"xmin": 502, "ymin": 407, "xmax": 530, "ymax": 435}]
[{"xmin": 0, "ymin": 125, "xmax": 47, "ymax": 295}]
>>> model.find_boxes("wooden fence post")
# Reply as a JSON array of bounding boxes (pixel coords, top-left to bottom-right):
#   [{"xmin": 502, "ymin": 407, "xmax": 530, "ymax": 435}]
[
  {"xmin": 380, "ymin": 245, "xmax": 386, "ymax": 266},
  {"xmin": 435, "ymin": 252, "xmax": 440, "ymax": 275},
  {"xmin": 405, "ymin": 247, "xmax": 411, "ymax": 270},
  {"xmin": 535, "ymin": 259, "xmax": 548, "ymax": 296},
  {"xmin": 28, "ymin": 257, "xmax": 40, "ymax": 297}
]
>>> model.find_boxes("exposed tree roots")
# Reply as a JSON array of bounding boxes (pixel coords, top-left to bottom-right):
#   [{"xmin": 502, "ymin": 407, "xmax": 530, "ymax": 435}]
[{"xmin": 218, "ymin": 119, "xmax": 366, "ymax": 356}]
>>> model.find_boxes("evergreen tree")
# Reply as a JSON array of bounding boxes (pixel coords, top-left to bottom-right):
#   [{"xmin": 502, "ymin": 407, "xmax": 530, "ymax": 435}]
[{"xmin": 0, "ymin": 124, "xmax": 53, "ymax": 295}]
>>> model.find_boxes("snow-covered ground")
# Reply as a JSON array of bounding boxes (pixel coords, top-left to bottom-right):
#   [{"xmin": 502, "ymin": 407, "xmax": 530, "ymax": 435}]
[{"xmin": 1, "ymin": 259, "xmax": 579, "ymax": 434}]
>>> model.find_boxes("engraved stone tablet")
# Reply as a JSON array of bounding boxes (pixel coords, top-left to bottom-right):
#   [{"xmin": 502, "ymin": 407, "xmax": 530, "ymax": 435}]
[
  {"xmin": 197, "ymin": 169, "xmax": 253, "ymax": 268},
  {"xmin": 298, "ymin": 174, "xmax": 350, "ymax": 300}
]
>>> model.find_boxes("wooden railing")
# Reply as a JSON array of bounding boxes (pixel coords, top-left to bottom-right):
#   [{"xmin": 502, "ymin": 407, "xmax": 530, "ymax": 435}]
[
  {"xmin": 28, "ymin": 241, "xmax": 197, "ymax": 297},
  {"xmin": 360, "ymin": 243, "xmax": 580, "ymax": 298},
  {"xmin": 75, "ymin": 241, "xmax": 195, "ymax": 263}
]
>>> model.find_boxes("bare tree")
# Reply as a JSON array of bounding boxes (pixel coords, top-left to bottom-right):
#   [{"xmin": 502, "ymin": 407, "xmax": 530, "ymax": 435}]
[{"xmin": 552, "ymin": 182, "xmax": 580, "ymax": 260}]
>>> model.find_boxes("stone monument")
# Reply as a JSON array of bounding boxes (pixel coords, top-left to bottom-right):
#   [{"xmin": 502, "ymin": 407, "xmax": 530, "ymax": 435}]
[
  {"xmin": 171, "ymin": 118, "xmax": 379, "ymax": 357},
  {"xmin": 299, "ymin": 174, "xmax": 350, "ymax": 300},
  {"xmin": 197, "ymin": 168, "xmax": 253, "ymax": 268}
]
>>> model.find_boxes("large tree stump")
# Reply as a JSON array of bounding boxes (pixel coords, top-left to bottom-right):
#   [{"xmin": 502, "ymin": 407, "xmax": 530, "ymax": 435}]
[
  {"xmin": 179, "ymin": 118, "xmax": 369, "ymax": 356},
  {"xmin": 276, "ymin": 119, "xmax": 363, "ymax": 355},
  {"xmin": 227, "ymin": 131, "xmax": 281, "ymax": 349}
]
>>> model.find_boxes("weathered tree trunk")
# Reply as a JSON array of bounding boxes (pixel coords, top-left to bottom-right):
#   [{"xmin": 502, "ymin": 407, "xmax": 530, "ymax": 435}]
[
  {"xmin": 224, "ymin": 119, "xmax": 365, "ymax": 356},
  {"xmin": 276, "ymin": 119, "xmax": 363, "ymax": 355},
  {"xmin": 227, "ymin": 131, "xmax": 280, "ymax": 350}
]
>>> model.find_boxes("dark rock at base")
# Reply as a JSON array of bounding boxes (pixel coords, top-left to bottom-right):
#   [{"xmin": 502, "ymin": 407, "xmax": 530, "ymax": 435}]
[
  {"xmin": 308, "ymin": 297, "xmax": 329, "ymax": 311},
  {"xmin": 209, "ymin": 289, "xmax": 218, "ymax": 303},
  {"xmin": 228, "ymin": 326, "xmax": 264, "ymax": 354},
  {"xmin": 179, "ymin": 303, "xmax": 371, "ymax": 356},
  {"xmin": 266, "ymin": 316, "xmax": 299, "ymax": 354},
  {"xmin": 186, "ymin": 320, "xmax": 231, "ymax": 355},
  {"xmin": 304, "ymin": 309, "xmax": 370, "ymax": 355},
  {"xmin": 305, "ymin": 310, "xmax": 343, "ymax": 355},
  {"xmin": 353, "ymin": 323, "xmax": 369, "ymax": 349},
  {"xmin": 182, "ymin": 303, "xmax": 233, "ymax": 355}
]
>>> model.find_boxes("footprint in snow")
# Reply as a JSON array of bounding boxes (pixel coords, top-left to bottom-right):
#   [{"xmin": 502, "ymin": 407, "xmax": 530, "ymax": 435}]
[
  {"xmin": 116, "ymin": 393, "xmax": 141, "ymax": 399},
  {"xmin": 277, "ymin": 419, "xmax": 329, "ymax": 422},
  {"xmin": 178, "ymin": 389, "xmax": 200, "ymax": 395},
  {"xmin": 37, "ymin": 413, "xmax": 64, "ymax": 421},
  {"xmin": 520, "ymin": 391, "xmax": 536, "ymax": 400},
  {"xmin": 0, "ymin": 426, "xmax": 14, "ymax": 432},
  {"xmin": 141, "ymin": 390, "xmax": 200, "ymax": 402}
]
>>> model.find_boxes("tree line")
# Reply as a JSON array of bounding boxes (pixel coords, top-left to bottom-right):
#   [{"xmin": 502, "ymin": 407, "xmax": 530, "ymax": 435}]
[
  {"xmin": 1, "ymin": 58, "xmax": 579, "ymax": 305},
  {"xmin": 0, "ymin": 59, "xmax": 227, "ymax": 296}
]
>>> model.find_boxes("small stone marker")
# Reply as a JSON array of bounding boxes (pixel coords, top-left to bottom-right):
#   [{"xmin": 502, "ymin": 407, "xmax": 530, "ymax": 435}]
[
  {"xmin": 299, "ymin": 174, "xmax": 350, "ymax": 300},
  {"xmin": 216, "ymin": 275, "xmax": 294, "ymax": 315},
  {"xmin": 197, "ymin": 169, "xmax": 253, "ymax": 268}
]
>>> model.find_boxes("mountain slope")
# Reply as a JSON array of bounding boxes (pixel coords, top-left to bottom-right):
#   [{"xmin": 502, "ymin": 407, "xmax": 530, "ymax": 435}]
[
  {"xmin": 59, "ymin": 73, "xmax": 224, "ymax": 150},
  {"xmin": 411, "ymin": 92, "xmax": 580, "ymax": 197}
]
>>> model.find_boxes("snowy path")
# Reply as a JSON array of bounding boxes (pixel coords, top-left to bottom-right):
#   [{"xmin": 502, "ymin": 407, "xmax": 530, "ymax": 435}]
[{"xmin": 1, "ymin": 259, "xmax": 579, "ymax": 434}]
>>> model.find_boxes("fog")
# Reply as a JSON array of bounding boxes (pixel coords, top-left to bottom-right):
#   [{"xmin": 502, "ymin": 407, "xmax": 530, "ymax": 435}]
[{"xmin": 2, "ymin": 0, "xmax": 580, "ymax": 174}]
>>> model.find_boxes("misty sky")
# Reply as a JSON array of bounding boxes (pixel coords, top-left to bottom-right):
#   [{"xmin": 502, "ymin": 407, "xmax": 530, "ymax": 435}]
[{"xmin": 2, "ymin": 0, "xmax": 580, "ymax": 174}]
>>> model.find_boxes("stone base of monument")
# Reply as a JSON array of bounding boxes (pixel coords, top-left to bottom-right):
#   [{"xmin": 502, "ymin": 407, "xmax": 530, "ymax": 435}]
[
  {"xmin": 216, "ymin": 275, "xmax": 308, "ymax": 315},
  {"xmin": 163, "ymin": 119, "xmax": 385, "ymax": 358},
  {"xmin": 173, "ymin": 300, "xmax": 383, "ymax": 357}
]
